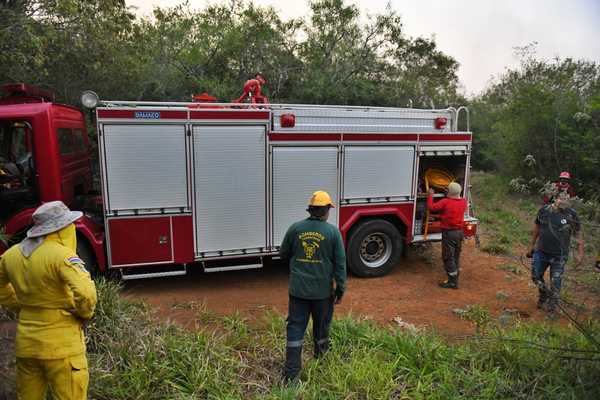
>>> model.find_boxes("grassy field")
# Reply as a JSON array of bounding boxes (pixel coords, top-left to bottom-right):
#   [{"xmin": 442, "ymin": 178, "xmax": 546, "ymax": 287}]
[{"xmin": 74, "ymin": 278, "xmax": 599, "ymax": 400}]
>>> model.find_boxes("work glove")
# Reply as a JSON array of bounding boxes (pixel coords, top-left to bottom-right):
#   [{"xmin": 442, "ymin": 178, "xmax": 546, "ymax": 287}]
[{"xmin": 334, "ymin": 289, "xmax": 344, "ymax": 305}]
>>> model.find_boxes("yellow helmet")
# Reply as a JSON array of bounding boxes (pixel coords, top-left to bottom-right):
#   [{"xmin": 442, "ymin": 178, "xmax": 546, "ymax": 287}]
[{"xmin": 308, "ymin": 190, "xmax": 335, "ymax": 208}]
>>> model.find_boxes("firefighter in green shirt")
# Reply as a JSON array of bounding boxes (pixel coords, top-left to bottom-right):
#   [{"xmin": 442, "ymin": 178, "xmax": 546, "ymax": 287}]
[{"xmin": 280, "ymin": 190, "xmax": 347, "ymax": 382}]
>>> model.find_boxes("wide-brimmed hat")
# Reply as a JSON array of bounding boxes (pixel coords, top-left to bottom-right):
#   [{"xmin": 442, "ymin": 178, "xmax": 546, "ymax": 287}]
[
  {"xmin": 26, "ymin": 201, "xmax": 83, "ymax": 238},
  {"xmin": 447, "ymin": 182, "xmax": 462, "ymax": 198}
]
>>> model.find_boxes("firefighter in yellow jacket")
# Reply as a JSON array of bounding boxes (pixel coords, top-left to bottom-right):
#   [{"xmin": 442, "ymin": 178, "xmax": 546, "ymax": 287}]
[{"xmin": 0, "ymin": 201, "xmax": 97, "ymax": 400}]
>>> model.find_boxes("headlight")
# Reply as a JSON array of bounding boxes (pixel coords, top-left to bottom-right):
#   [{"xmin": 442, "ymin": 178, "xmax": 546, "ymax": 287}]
[{"xmin": 80, "ymin": 90, "xmax": 99, "ymax": 109}]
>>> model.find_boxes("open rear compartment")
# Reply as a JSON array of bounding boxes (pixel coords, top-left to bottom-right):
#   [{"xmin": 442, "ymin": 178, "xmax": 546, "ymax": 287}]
[{"xmin": 414, "ymin": 147, "xmax": 468, "ymax": 240}]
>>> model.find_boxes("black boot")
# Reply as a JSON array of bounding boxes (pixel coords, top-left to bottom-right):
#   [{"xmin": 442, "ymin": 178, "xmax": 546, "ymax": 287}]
[
  {"xmin": 283, "ymin": 346, "xmax": 302, "ymax": 383},
  {"xmin": 546, "ymin": 290, "xmax": 559, "ymax": 317},
  {"xmin": 314, "ymin": 339, "xmax": 329, "ymax": 359},
  {"xmin": 439, "ymin": 275, "xmax": 458, "ymax": 289},
  {"xmin": 536, "ymin": 289, "xmax": 548, "ymax": 310}
]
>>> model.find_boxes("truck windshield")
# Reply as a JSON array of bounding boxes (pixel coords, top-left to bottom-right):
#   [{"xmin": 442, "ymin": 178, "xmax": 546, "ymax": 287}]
[
  {"xmin": 0, "ymin": 120, "xmax": 31, "ymax": 172},
  {"xmin": 1, "ymin": 120, "xmax": 36, "ymax": 221}
]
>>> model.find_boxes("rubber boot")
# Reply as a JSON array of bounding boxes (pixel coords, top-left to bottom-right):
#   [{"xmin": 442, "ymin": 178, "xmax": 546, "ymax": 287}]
[
  {"xmin": 439, "ymin": 274, "xmax": 458, "ymax": 289},
  {"xmin": 283, "ymin": 346, "xmax": 302, "ymax": 383},
  {"xmin": 546, "ymin": 290, "xmax": 559, "ymax": 319},
  {"xmin": 536, "ymin": 288, "xmax": 548, "ymax": 310},
  {"xmin": 314, "ymin": 339, "xmax": 329, "ymax": 359}
]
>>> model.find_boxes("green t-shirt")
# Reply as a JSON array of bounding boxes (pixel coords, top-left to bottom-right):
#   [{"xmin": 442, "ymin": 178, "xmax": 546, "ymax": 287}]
[{"xmin": 280, "ymin": 217, "xmax": 347, "ymax": 300}]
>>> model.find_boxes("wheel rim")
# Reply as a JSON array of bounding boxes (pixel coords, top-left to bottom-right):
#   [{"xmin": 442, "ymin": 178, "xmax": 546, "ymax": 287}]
[{"xmin": 359, "ymin": 232, "xmax": 392, "ymax": 268}]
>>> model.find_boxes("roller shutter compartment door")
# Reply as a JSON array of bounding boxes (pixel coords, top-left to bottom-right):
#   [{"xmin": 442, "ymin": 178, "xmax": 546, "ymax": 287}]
[
  {"xmin": 272, "ymin": 147, "xmax": 338, "ymax": 246},
  {"xmin": 343, "ymin": 146, "xmax": 415, "ymax": 202},
  {"xmin": 193, "ymin": 125, "xmax": 266, "ymax": 255},
  {"xmin": 419, "ymin": 145, "xmax": 468, "ymax": 156},
  {"xmin": 102, "ymin": 124, "xmax": 188, "ymax": 214}
]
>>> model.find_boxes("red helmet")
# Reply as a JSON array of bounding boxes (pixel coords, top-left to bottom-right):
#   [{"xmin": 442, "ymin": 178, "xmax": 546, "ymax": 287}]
[{"xmin": 559, "ymin": 171, "xmax": 571, "ymax": 179}]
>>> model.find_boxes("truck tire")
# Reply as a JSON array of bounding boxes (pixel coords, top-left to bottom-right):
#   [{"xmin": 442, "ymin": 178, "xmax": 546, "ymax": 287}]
[{"xmin": 347, "ymin": 219, "xmax": 403, "ymax": 277}]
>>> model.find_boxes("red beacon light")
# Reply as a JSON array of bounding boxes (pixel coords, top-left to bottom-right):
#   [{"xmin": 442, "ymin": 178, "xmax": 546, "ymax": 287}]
[
  {"xmin": 280, "ymin": 113, "xmax": 296, "ymax": 128},
  {"xmin": 434, "ymin": 117, "xmax": 448, "ymax": 130},
  {"xmin": 189, "ymin": 92, "xmax": 220, "ymax": 109},
  {"xmin": 1, "ymin": 83, "xmax": 56, "ymax": 102},
  {"xmin": 192, "ymin": 92, "xmax": 217, "ymax": 103}
]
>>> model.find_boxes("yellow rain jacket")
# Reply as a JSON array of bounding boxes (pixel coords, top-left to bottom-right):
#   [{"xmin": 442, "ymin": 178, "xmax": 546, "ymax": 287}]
[{"xmin": 0, "ymin": 224, "xmax": 97, "ymax": 359}]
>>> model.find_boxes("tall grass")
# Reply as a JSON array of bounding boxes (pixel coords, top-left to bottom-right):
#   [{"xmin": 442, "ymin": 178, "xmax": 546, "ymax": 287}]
[
  {"xmin": 470, "ymin": 172, "xmax": 537, "ymax": 255},
  {"xmin": 78, "ymin": 279, "xmax": 600, "ymax": 399},
  {"xmin": 87, "ymin": 279, "xmax": 245, "ymax": 399}
]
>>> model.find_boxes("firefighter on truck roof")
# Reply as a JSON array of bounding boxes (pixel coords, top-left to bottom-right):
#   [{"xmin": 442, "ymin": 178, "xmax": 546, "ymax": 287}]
[
  {"xmin": 279, "ymin": 190, "xmax": 347, "ymax": 382},
  {"xmin": 0, "ymin": 201, "xmax": 97, "ymax": 400}
]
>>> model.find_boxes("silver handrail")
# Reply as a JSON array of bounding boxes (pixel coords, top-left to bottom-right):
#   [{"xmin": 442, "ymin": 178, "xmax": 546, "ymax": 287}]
[
  {"xmin": 447, "ymin": 107, "xmax": 457, "ymax": 132},
  {"xmin": 455, "ymin": 106, "xmax": 470, "ymax": 132},
  {"xmin": 97, "ymin": 100, "xmax": 456, "ymax": 114}
]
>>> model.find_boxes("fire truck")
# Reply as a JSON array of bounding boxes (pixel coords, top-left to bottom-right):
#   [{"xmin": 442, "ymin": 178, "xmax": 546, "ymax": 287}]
[{"xmin": 0, "ymin": 82, "xmax": 477, "ymax": 279}]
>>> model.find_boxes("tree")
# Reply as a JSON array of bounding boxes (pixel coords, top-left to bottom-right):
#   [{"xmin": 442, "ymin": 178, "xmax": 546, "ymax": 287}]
[
  {"xmin": 136, "ymin": 1, "xmax": 301, "ymax": 101},
  {"xmin": 471, "ymin": 46, "xmax": 600, "ymax": 196},
  {"xmin": 294, "ymin": 0, "xmax": 461, "ymax": 107},
  {"xmin": 0, "ymin": 0, "xmax": 462, "ymax": 108},
  {"xmin": 0, "ymin": 0, "xmax": 141, "ymax": 103}
]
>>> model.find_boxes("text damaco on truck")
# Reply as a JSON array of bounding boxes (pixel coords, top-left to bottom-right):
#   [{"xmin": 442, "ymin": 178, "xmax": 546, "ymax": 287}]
[{"xmin": 0, "ymin": 82, "xmax": 477, "ymax": 279}]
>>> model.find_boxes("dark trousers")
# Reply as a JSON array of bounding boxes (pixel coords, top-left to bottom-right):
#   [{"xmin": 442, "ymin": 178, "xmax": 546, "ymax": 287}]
[
  {"xmin": 531, "ymin": 250, "xmax": 566, "ymax": 310},
  {"xmin": 441, "ymin": 229, "xmax": 463, "ymax": 279},
  {"xmin": 284, "ymin": 295, "xmax": 334, "ymax": 380}
]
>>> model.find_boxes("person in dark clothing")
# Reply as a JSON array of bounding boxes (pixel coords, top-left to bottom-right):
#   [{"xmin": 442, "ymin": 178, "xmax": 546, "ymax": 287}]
[
  {"xmin": 279, "ymin": 190, "xmax": 347, "ymax": 382},
  {"xmin": 427, "ymin": 182, "xmax": 467, "ymax": 289},
  {"xmin": 527, "ymin": 193, "xmax": 584, "ymax": 316}
]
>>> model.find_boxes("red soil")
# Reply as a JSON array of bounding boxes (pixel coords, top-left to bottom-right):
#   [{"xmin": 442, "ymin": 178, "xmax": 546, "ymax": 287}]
[{"xmin": 124, "ymin": 240, "xmax": 547, "ymax": 336}]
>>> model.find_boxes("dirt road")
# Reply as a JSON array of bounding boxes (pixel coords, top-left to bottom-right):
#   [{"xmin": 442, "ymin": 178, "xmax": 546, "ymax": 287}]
[{"xmin": 125, "ymin": 240, "xmax": 544, "ymax": 336}]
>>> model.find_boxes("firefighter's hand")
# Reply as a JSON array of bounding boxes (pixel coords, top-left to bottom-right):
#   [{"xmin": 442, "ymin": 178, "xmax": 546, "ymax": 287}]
[
  {"xmin": 526, "ymin": 248, "xmax": 534, "ymax": 258},
  {"xmin": 334, "ymin": 291, "xmax": 343, "ymax": 305},
  {"xmin": 428, "ymin": 188, "xmax": 435, "ymax": 196}
]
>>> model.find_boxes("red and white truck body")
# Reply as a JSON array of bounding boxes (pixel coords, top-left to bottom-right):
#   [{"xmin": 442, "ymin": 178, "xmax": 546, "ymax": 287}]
[
  {"xmin": 94, "ymin": 100, "xmax": 476, "ymax": 278},
  {"xmin": 0, "ymin": 83, "xmax": 476, "ymax": 279}
]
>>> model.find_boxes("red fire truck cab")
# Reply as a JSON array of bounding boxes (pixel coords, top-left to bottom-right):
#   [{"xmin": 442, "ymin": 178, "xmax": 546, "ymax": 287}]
[
  {"xmin": 0, "ymin": 84, "xmax": 104, "ymax": 265},
  {"xmin": 0, "ymin": 83, "xmax": 476, "ymax": 280}
]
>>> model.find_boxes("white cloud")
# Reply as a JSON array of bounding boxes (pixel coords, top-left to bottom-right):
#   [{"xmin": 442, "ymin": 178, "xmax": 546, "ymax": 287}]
[{"xmin": 126, "ymin": 0, "xmax": 600, "ymax": 95}]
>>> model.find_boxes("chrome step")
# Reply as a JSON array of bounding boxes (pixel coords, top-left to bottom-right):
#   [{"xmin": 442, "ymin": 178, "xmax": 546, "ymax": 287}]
[
  {"xmin": 204, "ymin": 263, "xmax": 262, "ymax": 273},
  {"xmin": 120, "ymin": 265, "xmax": 187, "ymax": 281},
  {"xmin": 412, "ymin": 233, "xmax": 442, "ymax": 242}
]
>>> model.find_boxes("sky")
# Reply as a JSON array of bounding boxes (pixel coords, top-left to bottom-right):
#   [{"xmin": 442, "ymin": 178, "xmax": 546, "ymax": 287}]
[{"xmin": 126, "ymin": 0, "xmax": 600, "ymax": 96}]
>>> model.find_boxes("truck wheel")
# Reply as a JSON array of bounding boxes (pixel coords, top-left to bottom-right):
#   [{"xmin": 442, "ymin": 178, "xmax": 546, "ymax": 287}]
[{"xmin": 347, "ymin": 219, "xmax": 403, "ymax": 277}]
